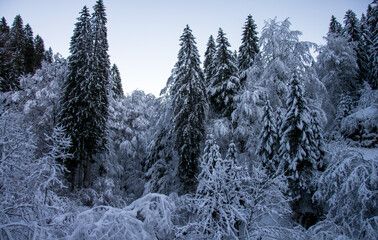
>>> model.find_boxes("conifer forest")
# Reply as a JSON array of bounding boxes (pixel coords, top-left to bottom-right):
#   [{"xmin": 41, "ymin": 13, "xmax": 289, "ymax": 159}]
[{"xmin": 1, "ymin": 0, "xmax": 378, "ymax": 239}]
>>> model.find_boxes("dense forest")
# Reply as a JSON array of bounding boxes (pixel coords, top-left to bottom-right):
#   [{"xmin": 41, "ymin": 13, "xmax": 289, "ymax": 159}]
[{"xmin": 0, "ymin": 0, "xmax": 377, "ymax": 239}]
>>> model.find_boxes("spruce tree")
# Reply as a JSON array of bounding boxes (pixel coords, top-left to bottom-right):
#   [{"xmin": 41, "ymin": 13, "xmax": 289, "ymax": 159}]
[
  {"xmin": 343, "ymin": 10, "xmax": 361, "ymax": 43},
  {"xmin": 256, "ymin": 100, "xmax": 278, "ymax": 174},
  {"xmin": 0, "ymin": 17, "xmax": 10, "ymax": 91},
  {"xmin": 203, "ymin": 35, "xmax": 216, "ymax": 87},
  {"xmin": 328, "ymin": 15, "xmax": 342, "ymax": 35},
  {"xmin": 238, "ymin": 14, "xmax": 259, "ymax": 86},
  {"xmin": 33, "ymin": 34, "xmax": 45, "ymax": 70},
  {"xmin": 309, "ymin": 111, "xmax": 325, "ymax": 171},
  {"xmin": 7, "ymin": 15, "xmax": 25, "ymax": 90},
  {"xmin": 59, "ymin": 5, "xmax": 93, "ymax": 189},
  {"xmin": 279, "ymin": 73, "xmax": 318, "ymax": 195},
  {"xmin": 209, "ymin": 28, "xmax": 240, "ymax": 118},
  {"xmin": 23, "ymin": 23, "xmax": 35, "ymax": 74},
  {"xmin": 44, "ymin": 47, "xmax": 53, "ymax": 63},
  {"xmin": 357, "ymin": 14, "xmax": 371, "ymax": 84},
  {"xmin": 279, "ymin": 73, "xmax": 321, "ymax": 227},
  {"xmin": 366, "ymin": 3, "xmax": 377, "ymax": 89},
  {"xmin": 171, "ymin": 25, "xmax": 207, "ymax": 193},
  {"xmin": 110, "ymin": 64, "xmax": 123, "ymax": 97}
]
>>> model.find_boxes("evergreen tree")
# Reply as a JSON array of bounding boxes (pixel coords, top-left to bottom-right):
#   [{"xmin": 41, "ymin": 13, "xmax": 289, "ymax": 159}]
[
  {"xmin": 279, "ymin": 73, "xmax": 320, "ymax": 227},
  {"xmin": 83, "ymin": 0, "xmax": 110, "ymax": 187},
  {"xmin": 0, "ymin": 17, "xmax": 11, "ymax": 91},
  {"xmin": 279, "ymin": 73, "xmax": 318, "ymax": 195},
  {"xmin": 366, "ymin": 3, "xmax": 378, "ymax": 89},
  {"xmin": 7, "ymin": 14, "xmax": 25, "ymax": 90},
  {"xmin": 171, "ymin": 25, "xmax": 207, "ymax": 193},
  {"xmin": 209, "ymin": 28, "xmax": 240, "ymax": 118},
  {"xmin": 328, "ymin": 15, "xmax": 342, "ymax": 35},
  {"xmin": 203, "ymin": 35, "xmax": 216, "ymax": 87},
  {"xmin": 110, "ymin": 64, "xmax": 123, "ymax": 97},
  {"xmin": 33, "ymin": 34, "xmax": 45, "ymax": 70},
  {"xmin": 44, "ymin": 47, "xmax": 53, "ymax": 63},
  {"xmin": 309, "ymin": 111, "xmax": 325, "ymax": 171},
  {"xmin": 256, "ymin": 100, "xmax": 278, "ymax": 174},
  {"xmin": 343, "ymin": 10, "xmax": 361, "ymax": 43},
  {"xmin": 357, "ymin": 14, "xmax": 371, "ymax": 85},
  {"xmin": 238, "ymin": 14, "xmax": 259, "ymax": 86},
  {"xmin": 23, "ymin": 23, "xmax": 35, "ymax": 74},
  {"xmin": 192, "ymin": 138, "xmax": 249, "ymax": 238},
  {"xmin": 59, "ymin": 5, "xmax": 93, "ymax": 189}
]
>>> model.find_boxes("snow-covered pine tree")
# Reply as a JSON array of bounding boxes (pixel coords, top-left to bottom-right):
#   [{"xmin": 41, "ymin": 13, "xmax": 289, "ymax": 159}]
[
  {"xmin": 191, "ymin": 138, "xmax": 248, "ymax": 238},
  {"xmin": 81, "ymin": 0, "xmax": 111, "ymax": 187},
  {"xmin": 238, "ymin": 14, "xmax": 259, "ymax": 86},
  {"xmin": 7, "ymin": 15, "xmax": 25, "ymax": 90},
  {"xmin": 171, "ymin": 25, "xmax": 207, "ymax": 193},
  {"xmin": 59, "ymin": 5, "xmax": 93, "ymax": 190},
  {"xmin": 309, "ymin": 111, "xmax": 325, "ymax": 171},
  {"xmin": 279, "ymin": 73, "xmax": 322, "ymax": 227},
  {"xmin": 209, "ymin": 28, "xmax": 240, "ymax": 119},
  {"xmin": 33, "ymin": 34, "xmax": 45, "ymax": 70},
  {"xmin": 23, "ymin": 23, "xmax": 35, "ymax": 74},
  {"xmin": 110, "ymin": 64, "xmax": 124, "ymax": 98},
  {"xmin": 279, "ymin": 73, "xmax": 317, "ymax": 193},
  {"xmin": 0, "ymin": 17, "xmax": 10, "ymax": 92},
  {"xmin": 203, "ymin": 35, "xmax": 216, "ymax": 88},
  {"xmin": 328, "ymin": 15, "xmax": 343, "ymax": 35},
  {"xmin": 343, "ymin": 10, "xmax": 361, "ymax": 43},
  {"xmin": 366, "ymin": 2, "xmax": 377, "ymax": 89},
  {"xmin": 357, "ymin": 14, "xmax": 372, "ymax": 85},
  {"xmin": 256, "ymin": 100, "xmax": 278, "ymax": 174}
]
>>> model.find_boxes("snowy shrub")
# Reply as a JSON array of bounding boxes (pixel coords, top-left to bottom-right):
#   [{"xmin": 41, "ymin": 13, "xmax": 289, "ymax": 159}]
[
  {"xmin": 340, "ymin": 105, "xmax": 378, "ymax": 147},
  {"xmin": 67, "ymin": 193, "xmax": 176, "ymax": 240},
  {"xmin": 313, "ymin": 146, "xmax": 378, "ymax": 239}
]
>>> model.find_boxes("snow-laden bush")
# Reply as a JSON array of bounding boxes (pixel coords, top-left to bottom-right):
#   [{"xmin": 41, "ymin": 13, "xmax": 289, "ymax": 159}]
[
  {"xmin": 67, "ymin": 193, "xmax": 176, "ymax": 240},
  {"xmin": 311, "ymin": 144, "xmax": 378, "ymax": 239},
  {"xmin": 340, "ymin": 105, "xmax": 378, "ymax": 147}
]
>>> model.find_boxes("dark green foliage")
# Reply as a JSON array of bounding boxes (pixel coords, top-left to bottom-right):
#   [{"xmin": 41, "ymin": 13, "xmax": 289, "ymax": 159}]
[
  {"xmin": 44, "ymin": 47, "xmax": 53, "ymax": 63},
  {"xmin": 60, "ymin": 0, "xmax": 110, "ymax": 189},
  {"xmin": 24, "ymin": 24, "xmax": 35, "ymax": 74},
  {"xmin": 366, "ymin": 3, "xmax": 378, "ymax": 89},
  {"xmin": 328, "ymin": 15, "xmax": 342, "ymax": 35},
  {"xmin": 209, "ymin": 28, "xmax": 240, "ymax": 118},
  {"xmin": 0, "ymin": 17, "xmax": 11, "ymax": 92},
  {"xmin": 238, "ymin": 14, "xmax": 259, "ymax": 85},
  {"xmin": 203, "ymin": 35, "xmax": 216, "ymax": 88},
  {"xmin": 110, "ymin": 64, "xmax": 123, "ymax": 97},
  {"xmin": 7, "ymin": 15, "xmax": 26, "ymax": 90},
  {"xmin": 171, "ymin": 25, "xmax": 207, "ymax": 193},
  {"xmin": 343, "ymin": 10, "xmax": 360, "ymax": 43},
  {"xmin": 34, "ymin": 34, "xmax": 45, "ymax": 70}
]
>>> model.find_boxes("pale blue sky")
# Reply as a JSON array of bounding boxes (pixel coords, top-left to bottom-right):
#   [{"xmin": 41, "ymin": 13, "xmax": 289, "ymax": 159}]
[{"xmin": 0, "ymin": 0, "xmax": 372, "ymax": 96}]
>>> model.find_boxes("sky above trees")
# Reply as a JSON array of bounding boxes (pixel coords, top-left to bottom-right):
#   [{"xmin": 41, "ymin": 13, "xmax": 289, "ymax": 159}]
[{"xmin": 0, "ymin": 0, "xmax": 371, "ymax": 96}]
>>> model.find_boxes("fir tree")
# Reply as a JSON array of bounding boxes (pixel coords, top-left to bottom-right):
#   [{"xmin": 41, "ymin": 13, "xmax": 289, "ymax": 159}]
[
  {"xmin": 209, "ymin": 28, "xmax": 240, "ymax": 118},
  {"xmin": 366, "ymin": 3, "xmax": 378, "ymax": 89},
  {"xmin": 279, "ymin": 73, "xmax": 318, "ymax": 195},
  {"xmin": 171, "ymin": 25, "xmax": 207, "ymax": 193},
  {"xmin": 343, "ymin": 10, "xmax": 361, "ymax": 43},
  {"xmin": 7, "ymin": 14, "xmax": 25, "ymax": 90},
  {"xmin": 357, "ymin": 14, "xmax": 371, "ymax": 85},
  {"xmin": 77, "ymin": 0, "xmax": 110, "ymax": 187},
  {"xmin": 256, "ymin": 100, "xmax": 278, "ymax": 174},
  {"xmin": 328, "ymin": 15, "xmax": 342, "ymax": 35},
  {"xmin": 192, "ymin": 138, "xmax": 249, "ymax": 238},
  {"xmin": 44, "ymin": 47, "xmax": 53, "ymax": 63},
  {"xmin": 238, "ymin": 14, "xmax": 259, "ymax": 86},
  {"xmin": 203, "ymin": 35, "xmax": 216, "ymax": 87},
  {"xmin": 110, "ymin": 64, "xmax": 123, "ymax": 97},
  {"xmin": 279, "ymin": 73, "xmax": 320, "ymax": 227},
  {"xmin": 59, "ymin": 5, "xmax": 93, "ymax": 189},
  {"xmin": 309, "ymin": 111, "xmax": 325, "ymax": 171},
  {"xmin": 0, "ymin": 17, "xmax": 10, "ymax": 91},
  {"xmin": 23, "ymin": 23, "xmax": 35, "ymax": 74},
  {"xmin": 33, "ymin": 34, "xmax": 45, "ymax": 70}
]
